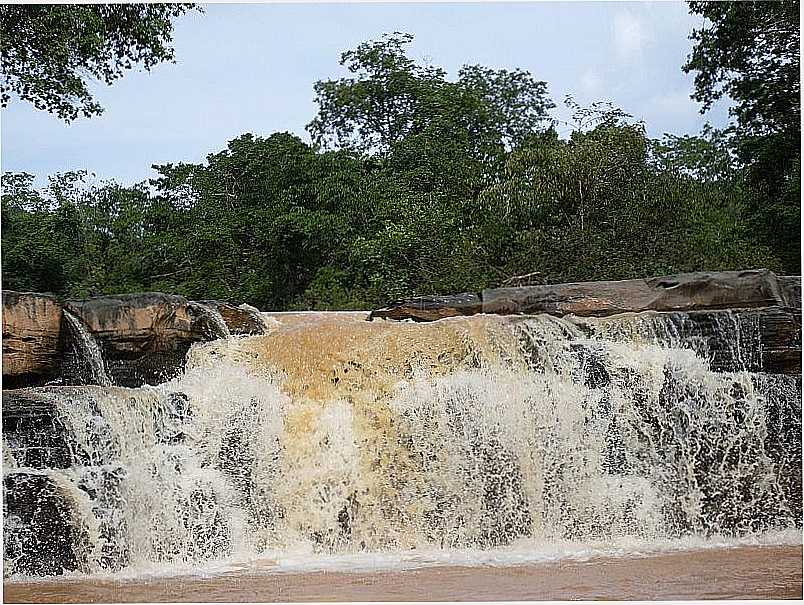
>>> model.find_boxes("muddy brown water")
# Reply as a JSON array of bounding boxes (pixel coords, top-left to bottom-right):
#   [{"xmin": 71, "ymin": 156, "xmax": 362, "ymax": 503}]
[{"xmin": 4, "ymin": 544, "xmax": 802, "ymax": 602}]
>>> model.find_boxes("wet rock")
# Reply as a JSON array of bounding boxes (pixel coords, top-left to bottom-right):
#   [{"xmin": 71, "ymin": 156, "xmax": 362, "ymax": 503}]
[
  {"xmin": 482, "ymin": 269, "xmax": 787, "ymax": 317},
  {"xmin": 64, "ymin": 293, "xmax": 200, "ymax": 387},
  {"xmin": 571, "ymin": 307, "xmax": 801, "ymax": 375},
  {"xmin": 3, "ymin": 472, "xmax": 89, "ymax": 576},
  {"xmin": 2, "ymin": 292, "xmax": 63, "ymax": 388},
  {"xmin": 779, "ymin": 275, "xmax": 801, "ymax": 309},
  {"xmin": 2, "ymin": 390, "xmax": 73, "ymax": 469},
  {"xmin": 369, "ymin": 293, "xmax": 482, "ymax": 322},
  {"xmin": 729, "ymin": 307, "xmax": 800, "ymax": 374},
  {"xmin": 196, "ymin": 300, "xmax": 267, "ymax": 335}
]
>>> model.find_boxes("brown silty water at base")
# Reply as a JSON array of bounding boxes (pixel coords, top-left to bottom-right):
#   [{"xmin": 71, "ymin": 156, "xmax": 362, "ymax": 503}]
[{"xmin": 4, "ymin": 545, "xmax": 802, "ymax": 602}]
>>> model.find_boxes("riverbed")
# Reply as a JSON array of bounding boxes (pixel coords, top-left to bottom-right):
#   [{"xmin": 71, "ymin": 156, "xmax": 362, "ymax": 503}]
[{"xmin": 5, "ymin": 544, "xmax": 802, "ymax": 602}]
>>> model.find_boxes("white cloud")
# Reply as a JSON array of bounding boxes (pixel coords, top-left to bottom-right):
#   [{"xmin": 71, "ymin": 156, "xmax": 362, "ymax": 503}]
[
  {"xmin": 641, "ymin": 89, "xmax": 704, "ymax": 135},
  {"xmin": 651, "ymin": 89, "xmax": 697, "ymax": 118},
  {"xmin": 579, "ymin": 69, "xmax": 603, "ymax": 97},
  {"xmin": 612, "ymin": 11, "xmax": 650, "ymax": 61}
]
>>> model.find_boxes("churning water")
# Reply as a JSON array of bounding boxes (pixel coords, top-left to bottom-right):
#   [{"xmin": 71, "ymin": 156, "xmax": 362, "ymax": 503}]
[{"xmin": 2, "ymin": 311, "xmax": 801, "ymax": 582}]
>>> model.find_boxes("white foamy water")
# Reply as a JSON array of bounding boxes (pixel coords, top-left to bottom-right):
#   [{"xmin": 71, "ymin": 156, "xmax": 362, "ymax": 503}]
[
  {"xmin": 3, "ymin": 311, "xmax": 801, "ymax": 581},
  {"xmin": 63, "ymin": 311, "xmax": 112, "ymax": 387}
]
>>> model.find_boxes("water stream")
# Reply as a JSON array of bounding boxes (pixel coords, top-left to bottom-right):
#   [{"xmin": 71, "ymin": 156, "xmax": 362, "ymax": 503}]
[
  {"xmin": 2, "ymin": 311, "xmax": 801, "ymax": 580},
  {"xmin": 62, "ymin": 311, "xmax": 112, "ymax": 388},
  {"xmin": 187, "ymin": 302, "xmax": 231, "ymax": 340}
]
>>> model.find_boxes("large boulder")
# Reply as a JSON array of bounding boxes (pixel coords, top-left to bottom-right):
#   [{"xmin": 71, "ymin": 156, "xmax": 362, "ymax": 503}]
[
  {"xmin": 2, "ymin": 292, "xmax": 64, "ymax": 388},
  {"xmin": 372, "ymin": 270, "xmax": 795, "ymax": 321},
  {"xmin": 64, "ymin": 293, "xmax": 202, "ymax": 387},
  {"xmin": 369, "ymin": 293, "xmax": 482, "ymax": 322},
  {"xmin": 196, "ymin": 300, "xmax": 267, "ymax": 335},
  {"xmin": 482, "ymin": 269, "xmax": 786, "ymax": 317}
]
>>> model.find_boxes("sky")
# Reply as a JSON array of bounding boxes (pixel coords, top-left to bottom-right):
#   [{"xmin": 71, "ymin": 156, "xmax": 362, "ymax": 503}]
[{"xmin": 0, "ymin": 1, "xmax": 732, "ymax": 187}]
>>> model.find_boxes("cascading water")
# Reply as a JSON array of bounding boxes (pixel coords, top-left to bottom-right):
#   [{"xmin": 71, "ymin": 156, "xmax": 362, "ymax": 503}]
[
  {"xmin": 2, "ymin": 311, "xmax": 801, "ymax": 578},
  {"xmin": 63, "ymin": 311, "xmax": 112, "ymax": 387},
  {"xmin": 237, "ymin": 303, "xmax": 272, "ymax": 333},
  {"xmin": 187, "ymin": 302, "xmax": 231, "ymax": 340}
]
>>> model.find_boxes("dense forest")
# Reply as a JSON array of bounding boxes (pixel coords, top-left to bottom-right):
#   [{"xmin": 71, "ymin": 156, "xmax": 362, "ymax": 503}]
[{"xmin": 2, "ymin": 3, "xmax": 799, "ymax": 311}]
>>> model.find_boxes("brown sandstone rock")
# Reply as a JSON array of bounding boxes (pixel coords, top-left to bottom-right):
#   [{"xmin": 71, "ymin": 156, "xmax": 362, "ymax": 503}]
[
  {"xmin": 64, "ymin": 293, "xmax": 200, "ymax": 387},
  {"xmin": 197, "ymin": 300, "xmax": 268, "ymax": 335},
  {"xmin": 369, "ymin": 293, "xmax": 482, "ymax": 322},
  {"xmin": 2, "ymin": 292, "xmax": 63, "ymax": 387},
  {"xmin": 371, "ymin": 270, "xmax": 794, "ymax": 322},
  {"xmin": 482, "ymin": 269, "xmax": 786, "ymax": 317}
]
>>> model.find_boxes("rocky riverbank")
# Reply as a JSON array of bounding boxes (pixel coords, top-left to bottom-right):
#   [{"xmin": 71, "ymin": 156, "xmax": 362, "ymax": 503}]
[
  {"xmin": 3, "ymin": 270, "xmax": 801, "ymax": 388},
  {"xmin": 2, "ymin": 292, "xmax": 268, "ymax": 388}
]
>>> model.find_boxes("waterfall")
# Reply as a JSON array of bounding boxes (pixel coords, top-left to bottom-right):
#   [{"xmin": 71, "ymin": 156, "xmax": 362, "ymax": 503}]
[
  {"xmin": 187, "ymin": 303, "xmax": 231, "ymax": 339},
  {"xmin": 2, "ymin": 311, "xmax": 800, "ymax": 578},
  {"xmin": 63, "ymin": 311, "xmax": 112, "ymax": 387},
  {"xmin": 237, "ymin": 303, "xmax": 272, "ymax": 334}
]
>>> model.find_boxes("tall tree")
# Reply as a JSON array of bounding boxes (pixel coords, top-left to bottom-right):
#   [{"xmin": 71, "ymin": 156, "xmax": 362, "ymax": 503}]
[
  {"xmin": 683, "ymin": 0, "xmax": 800, "ymax": 272},
  {"xmin": 307, "ymin": 32, "xmax": 554, "ymax": 159},
  {"xmin": 0, "ymin": 3, "xmax": 198, "ymax": 121},
  {"xmin": 1, "ymin": 31, "xmax": 785, "ymax": 310}
]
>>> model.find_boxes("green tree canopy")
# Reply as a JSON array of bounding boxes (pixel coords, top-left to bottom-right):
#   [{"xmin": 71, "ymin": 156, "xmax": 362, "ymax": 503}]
[
  {"xmin": 0, "ymin": 32, "xmax": 786, "ymax": 310},
  {"xmin": 0, "ymin": 3, "xmax": 198, "ymax": 121},
  {"xmin": 307, "ymin": 32, "xmax": 555, "ymax": 160},
  {"xmin": 683, "ymin": 0, "xmax": 800, "ymax": 272}
]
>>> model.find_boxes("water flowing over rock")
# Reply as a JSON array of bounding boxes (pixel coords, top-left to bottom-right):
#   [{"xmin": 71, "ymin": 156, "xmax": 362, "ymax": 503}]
[
  {"xmin": 197, "ymin": 301, "xmax": 271, "ymax": 335},
  {"xmin": 63, "ymin": 293, "xmax": 202, "ymax": 387},
  {"xmin": 571, "ymin": 307, "xmax": 801, "ymax": 375},
  {"xmin": 62, "ymin": 311, "xmax": 112, "ymax": 387},
  {"xmin": 186, "ymin": 302, "xmax": 231, "ymax": 340},
  {"xmin": 2, "ymin": 292, "xmax": 270, "ymax": 389},
  {"xmin": 2, "ymin": 306, "xmax": 801, "ymax": 578}
]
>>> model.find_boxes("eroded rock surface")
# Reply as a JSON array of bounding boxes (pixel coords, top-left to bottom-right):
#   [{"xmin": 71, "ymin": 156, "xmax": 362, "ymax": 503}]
[
  {"xmin": 483, "ymin": 270, "xmax": 784, "ymax": 316},
  {"xmin": 3, "ymin": 292, "xmax": 271, "ymax": 388},
  {"xmin": 63, "ymin": 293, "xmax": 201, "ymax": 387},
  {"xmin": 2, "ymin": 292, "xmax": 63, "ymax": 388},
  {"xmin": 372, "ymin": 270, "xmax": 798, "ymax": 319},
  {"xmin": 369, "ymin": 293, "xmax": 482, "ymax": 322}
]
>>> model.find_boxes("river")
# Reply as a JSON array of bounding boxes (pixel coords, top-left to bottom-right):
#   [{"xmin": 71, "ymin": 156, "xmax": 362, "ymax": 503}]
[{"xmin": 4, "ymin": 544, "xmax": 802, "ymax": 602}]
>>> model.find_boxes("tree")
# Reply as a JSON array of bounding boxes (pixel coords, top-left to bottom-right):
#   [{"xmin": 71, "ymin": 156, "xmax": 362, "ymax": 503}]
[
  {"xmin": 0, "ymin": 33, "xmax": 785, "ymax": 310},
  {"xmin": 0, "ymin": 4, "xmax": 198, "ymax": 121},
  {"xmin": 683, "ymin": 0, "xmax": 800, "ymax": 272},
  {"xmin": 684, "ymin": 1, "xmax": 799, "ymax": 137},
  {"xmin": 467, "ymin": 100, "xmax": 780, "ymax": 286},
  {"xmin": 307, "ymin": 32, "xmax": 554, "ymax": 160}
]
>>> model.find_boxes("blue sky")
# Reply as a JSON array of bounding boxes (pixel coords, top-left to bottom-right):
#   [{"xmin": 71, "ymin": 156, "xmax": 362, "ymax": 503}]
[{"xmin": 1, "ymin": 1, "xmax": 731, "ymax": 186}]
